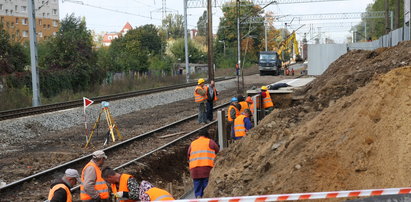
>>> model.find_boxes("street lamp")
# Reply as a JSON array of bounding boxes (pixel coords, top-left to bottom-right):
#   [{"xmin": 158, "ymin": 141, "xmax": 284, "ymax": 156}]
[{"xmin": 218, "ymin": 40, "xmax": 226, "ymax": 56}]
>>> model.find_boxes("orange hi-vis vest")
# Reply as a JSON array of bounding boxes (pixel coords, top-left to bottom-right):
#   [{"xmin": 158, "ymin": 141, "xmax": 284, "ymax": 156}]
[
  {"xmin": 80, "ymin": 161, "xmax": 109, "ymax": 200},
  {"xmin": 234, "ymin": 114, "xmax": 247, "ymax": 138},
  {"xmin": 189, "ymin": 136, "xmax": 216, "ymax": 169},
  {"xmin": 239, "ymin": 101, "xmax": 249, "ymax": 114},
  {"xmin": 227, "ymin": 105, "xmax": 240, "ymax": 122},
  {"xmin": 48, "ymin": 183, "xmax": 72, "ymax": 202},
  {"xmin": 205, "ymin": 86, "xmax": 218, "ymax": 101},
  {"xmin": 194, "ymin": 85, "xmax": 207, "ymax": 103},
  {"xmin": 145, "ymin": 187, "xmax": 175, "ymax": 201},
  {"xmin": 262, "ymin": 91, "xmax": 274, "ymax": 109},
  {"xmin": 111, "ymin": 174, "xmax": 135, "ymax": 202}
]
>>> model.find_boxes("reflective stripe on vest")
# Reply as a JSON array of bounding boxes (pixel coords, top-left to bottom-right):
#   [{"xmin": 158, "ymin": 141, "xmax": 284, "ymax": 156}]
[
  {"xmin": 239, "ymin": 101, "xmax": 249, "ymax": 114},
  {"xmin": 189, "ymin": 137, "xmax": 216, "ymax": 169},
  {"xmin": 80, "ymin": 161, "xmax": 109, "ymax": 200},
  {"xmin": 145, "ymin": 187, "xmax": 175, "ymax": 201},
  {"xmin": 250, "ymin": 103, "xmax": 255, "ymax": 114},
  {"xmin": 263, "ymin": 92, "xmax": 274, "ymax": 108},
  {"xmin": 48, "ymin": 183, "xmax": 72, "ymax": 202},
  {"xmin": 111, "ymin": 174, "xmax": 136, "ymax": 202},
  {"xmin": 205, "ymin": 86, "xmax": 218, "ymax": 101},
  {"xmin": 234, "ymin": 114, "xmax": 247, "ymax": 138},
  {"xmin": 194, "ymin": 86, "xmax": 207, "ymax": 103},
  {"xmin": 227, "ymin": 105, "xmax": 240, "ymax": 122}
]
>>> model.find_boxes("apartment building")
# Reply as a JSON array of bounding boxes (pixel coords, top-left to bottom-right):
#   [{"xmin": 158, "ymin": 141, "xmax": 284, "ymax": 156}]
[{"xmin": 0, "ymin": 0, "xmax": 59, "ymax": 42}]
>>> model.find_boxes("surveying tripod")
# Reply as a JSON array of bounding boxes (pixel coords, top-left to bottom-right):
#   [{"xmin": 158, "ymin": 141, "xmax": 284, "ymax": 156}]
[{"xmin": 85, "ymin": 102, "xmax": 122, "ymax": 148}]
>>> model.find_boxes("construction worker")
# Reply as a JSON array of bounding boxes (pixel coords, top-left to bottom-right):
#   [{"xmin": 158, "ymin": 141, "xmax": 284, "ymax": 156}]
[
  {"xmin": 233, "ymin": 109, "xmax": 253, "ymax": 140},
  {"xmin": 260, "ymin": 85, "xmax": 274, "ymax": 113},
  {"xmin": 188, "ymin": 129, "xmax": 219, "ymax": 198},
  {"xmin": 101, "ymin": 167, "xmax": 174, "ymax": 201},
  {"xmin": 80, "ymin": 150, "xmax": 110, "ymax": 202},
  {"xmin": 47, "ymin": 169, "xmax": 80, "ymax": 202},
  {"xmin": 227, "ymin": 97, "xmax": 241, "ymax": 137},
  {"xmin": 246, "ymin": 96, "xmax": 254, "ymax": 115},
  {"xmin": 194, "ymin": 78, "xmax": 208, "ymax": 124},
  {"xmin": 237, "ymin": 95, "xmax": 249, "ymax": 114},
  {"xmin": 205, "ymin": 80, "xmax": 218, "ymax": 122}
]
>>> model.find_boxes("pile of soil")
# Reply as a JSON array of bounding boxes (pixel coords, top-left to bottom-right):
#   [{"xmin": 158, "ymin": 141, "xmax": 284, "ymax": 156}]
[{"xmin": 205, "ymin": 42, "xmax": 411, "ymax": 198}]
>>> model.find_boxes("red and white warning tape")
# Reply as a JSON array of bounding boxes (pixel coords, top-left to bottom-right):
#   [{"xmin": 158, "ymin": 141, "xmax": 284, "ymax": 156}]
[{"xmin": 174, "ymin": 187, "xmax": 411, "ymax": 202}]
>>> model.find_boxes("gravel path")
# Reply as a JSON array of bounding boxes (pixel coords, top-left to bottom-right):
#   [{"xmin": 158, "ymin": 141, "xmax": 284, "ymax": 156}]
[{"xmin": 0, "ymin": 78, "xmax": 239, "ymax": 149}]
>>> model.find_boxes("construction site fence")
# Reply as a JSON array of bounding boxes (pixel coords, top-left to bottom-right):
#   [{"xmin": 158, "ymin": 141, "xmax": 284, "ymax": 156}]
[{"xmin": 308, "ymin": 25, "xmax": 411, "ymax": 75}]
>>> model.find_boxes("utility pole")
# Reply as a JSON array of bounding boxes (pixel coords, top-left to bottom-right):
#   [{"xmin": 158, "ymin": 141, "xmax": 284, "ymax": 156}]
[
  {"xmin": 395, "ymin": 0, "xmax": 400, "ymax": 29},
  {"xmin": 236, "ymin": 0, "xmax": 241, "ymax": 93},
  {"xmin": 207, "ymin": 0, "xmax": 214, "ymax": 81},
  {"xmin": 385, "ymin": 0, "xmax": 390, "ymax": 34},
  {"xmin": 184, "ymin": 0, "xmax": 190, "ymax": 83},
  {"xmin": 28, "ymin": 0, "xmax": 41, "ymax": 106},
  {"xmin": 264, "ymin": 22, "xmax": 268, "ymax": 51}
]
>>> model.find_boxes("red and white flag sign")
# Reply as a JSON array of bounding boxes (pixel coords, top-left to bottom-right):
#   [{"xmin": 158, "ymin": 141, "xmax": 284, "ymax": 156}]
[{"xmin": 83, "ymin": 97, "xmax": 94, "ymax": 109}]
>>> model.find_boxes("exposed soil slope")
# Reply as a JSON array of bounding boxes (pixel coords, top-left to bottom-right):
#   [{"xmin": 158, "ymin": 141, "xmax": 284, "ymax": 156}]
[{"xmin": 205, "ymin": 44, "xmax": 411, "ymax": 197}]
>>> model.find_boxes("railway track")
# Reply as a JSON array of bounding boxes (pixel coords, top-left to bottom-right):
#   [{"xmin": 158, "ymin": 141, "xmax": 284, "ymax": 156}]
[
  {"xmin": 0, "ymin": 76, "xmax": 234, "ymax": 121},
  {"xmin": 0, "ymin": 103, "xmax": 229, "ymax": 201}
]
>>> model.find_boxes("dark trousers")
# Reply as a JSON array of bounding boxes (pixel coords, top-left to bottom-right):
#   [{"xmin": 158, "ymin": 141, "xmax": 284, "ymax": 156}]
[
  {"xmin": 206, "ymin": 101, "xmax": 214, "ymax": 121},
  {"xmin": 193, "ymin": 178, "xmax": 209, "ymax": 198}
]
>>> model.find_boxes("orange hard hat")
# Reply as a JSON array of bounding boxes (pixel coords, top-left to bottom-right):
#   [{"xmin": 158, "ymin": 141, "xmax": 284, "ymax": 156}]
[{"xmin": 246, "ymin": 96, "xmax": 253, "ymax": 103}]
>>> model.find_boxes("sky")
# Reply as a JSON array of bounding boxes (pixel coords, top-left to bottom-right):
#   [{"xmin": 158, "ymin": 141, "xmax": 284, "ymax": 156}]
[{"xmin": 59, "ymin": 0, "xmax": 375, "ymax": 43}]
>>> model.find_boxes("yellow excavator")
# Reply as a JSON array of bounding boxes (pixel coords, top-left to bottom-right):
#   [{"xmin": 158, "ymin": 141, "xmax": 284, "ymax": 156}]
[{"xmin": 277, "ymin": 31, "xmax": 303, "ymax": 63}]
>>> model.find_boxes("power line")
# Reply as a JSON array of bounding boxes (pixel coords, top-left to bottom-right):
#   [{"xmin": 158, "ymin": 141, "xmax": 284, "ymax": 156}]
[
  {"xmin": 62, "ymin": 0, "xmax": 162, "ymax": 21},
  {"xmin": 187, "ymin": 0, "xmax": 352, "ymax": 8}
]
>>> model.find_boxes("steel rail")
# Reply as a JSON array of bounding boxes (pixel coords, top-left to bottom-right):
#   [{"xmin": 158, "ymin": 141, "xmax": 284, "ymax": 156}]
[
  {"xmin": 0, "ymin": 76, "xmax": 234, "ymax": 121},
  {"xmin": 0, "ymin": 102, "xmax": 229, "ymax": 193}
]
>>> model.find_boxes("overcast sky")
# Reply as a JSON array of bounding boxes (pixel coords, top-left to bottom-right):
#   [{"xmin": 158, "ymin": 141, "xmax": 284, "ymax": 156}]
[{"xmin": 59, "ymin": 0, "xmax": 375, "ymax": 43}]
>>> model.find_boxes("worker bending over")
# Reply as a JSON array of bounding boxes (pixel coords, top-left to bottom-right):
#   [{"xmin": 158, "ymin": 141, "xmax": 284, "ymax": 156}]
[
  {"xmin": 245, "ymin": 96, "xmax": 255, "ymax": 115},
  {"xmin": 194, "ymin": 78, "xmax": 208, "ymax": 124},
  {"xmin": 233, "ymin": 109, "xmax": 253, "ymax": 140},
  {"xmin": 80, "ymin": 150, "xmax": 110, "ymax": 202},
  {"xmin": 102, "ymin": 167, "xmax": 174, "ymax": 201},
  {"xmin": 47, "ymin": 169, "xmax": 80, "ymax": 202},
  {"xmin": 237, "ymin": 95, "xmax": 249, "ymax": 114},
  {"xmin": 260, "ymin": 86, "xmax": 274, "ymax": 114},
  {"xmin": 188, "ymin": 129, "xmax": 220, "ymax": 198}
]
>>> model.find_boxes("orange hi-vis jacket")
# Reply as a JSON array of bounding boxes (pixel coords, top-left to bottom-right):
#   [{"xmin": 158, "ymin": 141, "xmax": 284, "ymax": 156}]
[
  {"xmin": 262, "ymin": 91, "xmax": 274, "ymax": 109},
  {"xmin": 80, "ymin": 161, "xmax": 109, "ymax": 200},
  {"xmin": 145, "ymin": 187, "xmax": 175, "ymax": 201},
  {"xmin": 111, "ymin": 174, "xmax": 135, "ymax": 202},
  {"xmin": 205, "ymin": 86, "xmax": 218, "ymax": 101},
  {"xmin": 234, "ymin": 114, "xmax": 247, "ymax": 138},
  {"xmin": 189, "ymin": 136, "xmax": 216, "ymax": 169},
  {"xmin": 239, "ymin": 101, "xmax": 249, "ymax": 114},
  {"xmin": 48, "ymin": 183, "xmax": 72, "ymax": 202},
  {"xmin": 194, "ymin": 85, "xmax": 207, "ymax": 103},
  {"xmin": 227, "ymin": 105, "xmax": 240, "ymax": 122}
]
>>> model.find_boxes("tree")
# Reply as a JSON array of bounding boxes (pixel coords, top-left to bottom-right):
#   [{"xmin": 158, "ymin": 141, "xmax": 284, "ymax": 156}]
[
  {"xmin": 134, "ymin": 24, "xmax": 164, "ymax": 55},
  {"xmin": 197, "ymin": 11, "xmax": 207, "ymax": 36},
  {"xmin": 169, "ymin": 39, "xmax": 205, "ymax": 63},
  {"xmin": 41, "ymin": 14, "xmax": 96, "ymax": 70},
  {"xmin": 0, "ymin": 23, "xmax": 28, "ymax": 74},
  {"xmin": 354, "ymin": 0, "xmax": 404, "ymax": 41},
  {"xmin": 162, "ymin": 14, "xmax": 185, "ymax": 39},
  {"xmin": 108, "ymin": 29, "xmax": 149, "ymax": 73}
]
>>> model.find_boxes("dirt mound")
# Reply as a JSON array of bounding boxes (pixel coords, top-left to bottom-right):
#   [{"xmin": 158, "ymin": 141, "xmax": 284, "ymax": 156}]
[
  {"xmin": 205, "ymin": 70, "xmax": 411, "ymax": 196},
  {"xmin": 299, "ymin": 41, "xmax": 411, "ymax": 111}
]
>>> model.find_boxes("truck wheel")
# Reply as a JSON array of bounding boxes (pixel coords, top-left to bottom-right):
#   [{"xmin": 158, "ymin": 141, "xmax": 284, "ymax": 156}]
[{"xmin": 260, "ymin": 71, "xmax": 264, "ymax": 76}]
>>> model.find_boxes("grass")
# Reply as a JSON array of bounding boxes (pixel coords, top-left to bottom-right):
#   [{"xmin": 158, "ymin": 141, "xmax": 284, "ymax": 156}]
[{"xmin": 0, "ymin": 66, "xmax": 259, "ymax": 111}]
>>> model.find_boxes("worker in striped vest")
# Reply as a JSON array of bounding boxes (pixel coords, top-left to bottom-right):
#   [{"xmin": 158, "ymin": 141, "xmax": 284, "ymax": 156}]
[
  {"xmin": 205, "ymin": 80, "xmax": 218, "ymax": 122},
  {"xmin": 80, "ymin": 150, "xmax": 110, "ymax": 202},
  {"xmin": 233, "ymin": 109, "xmax": 253, "ymax": 140},
  {"xmin": 46, "ymin": 169, "xmax": 80, "ymax": 202},
  {"xmin": 102, "ymin": 167, "xmax": 174, "ymax": 201},
  {"xmin": 188, "ymin": 129, "xmax": 220, "ymax": 198},
  {"xmin": 261, "ymin": 86, "xmax": 274, "ymax": 114},
  {"xmin": 194, "ymin": 78, "xmax": 208, "ymax": 124}
]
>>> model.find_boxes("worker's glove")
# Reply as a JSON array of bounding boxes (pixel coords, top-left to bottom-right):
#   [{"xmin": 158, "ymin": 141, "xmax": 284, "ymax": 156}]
[{"xmin": 114, "ymin": 191, "xmax": 124, "ymax": 198}]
